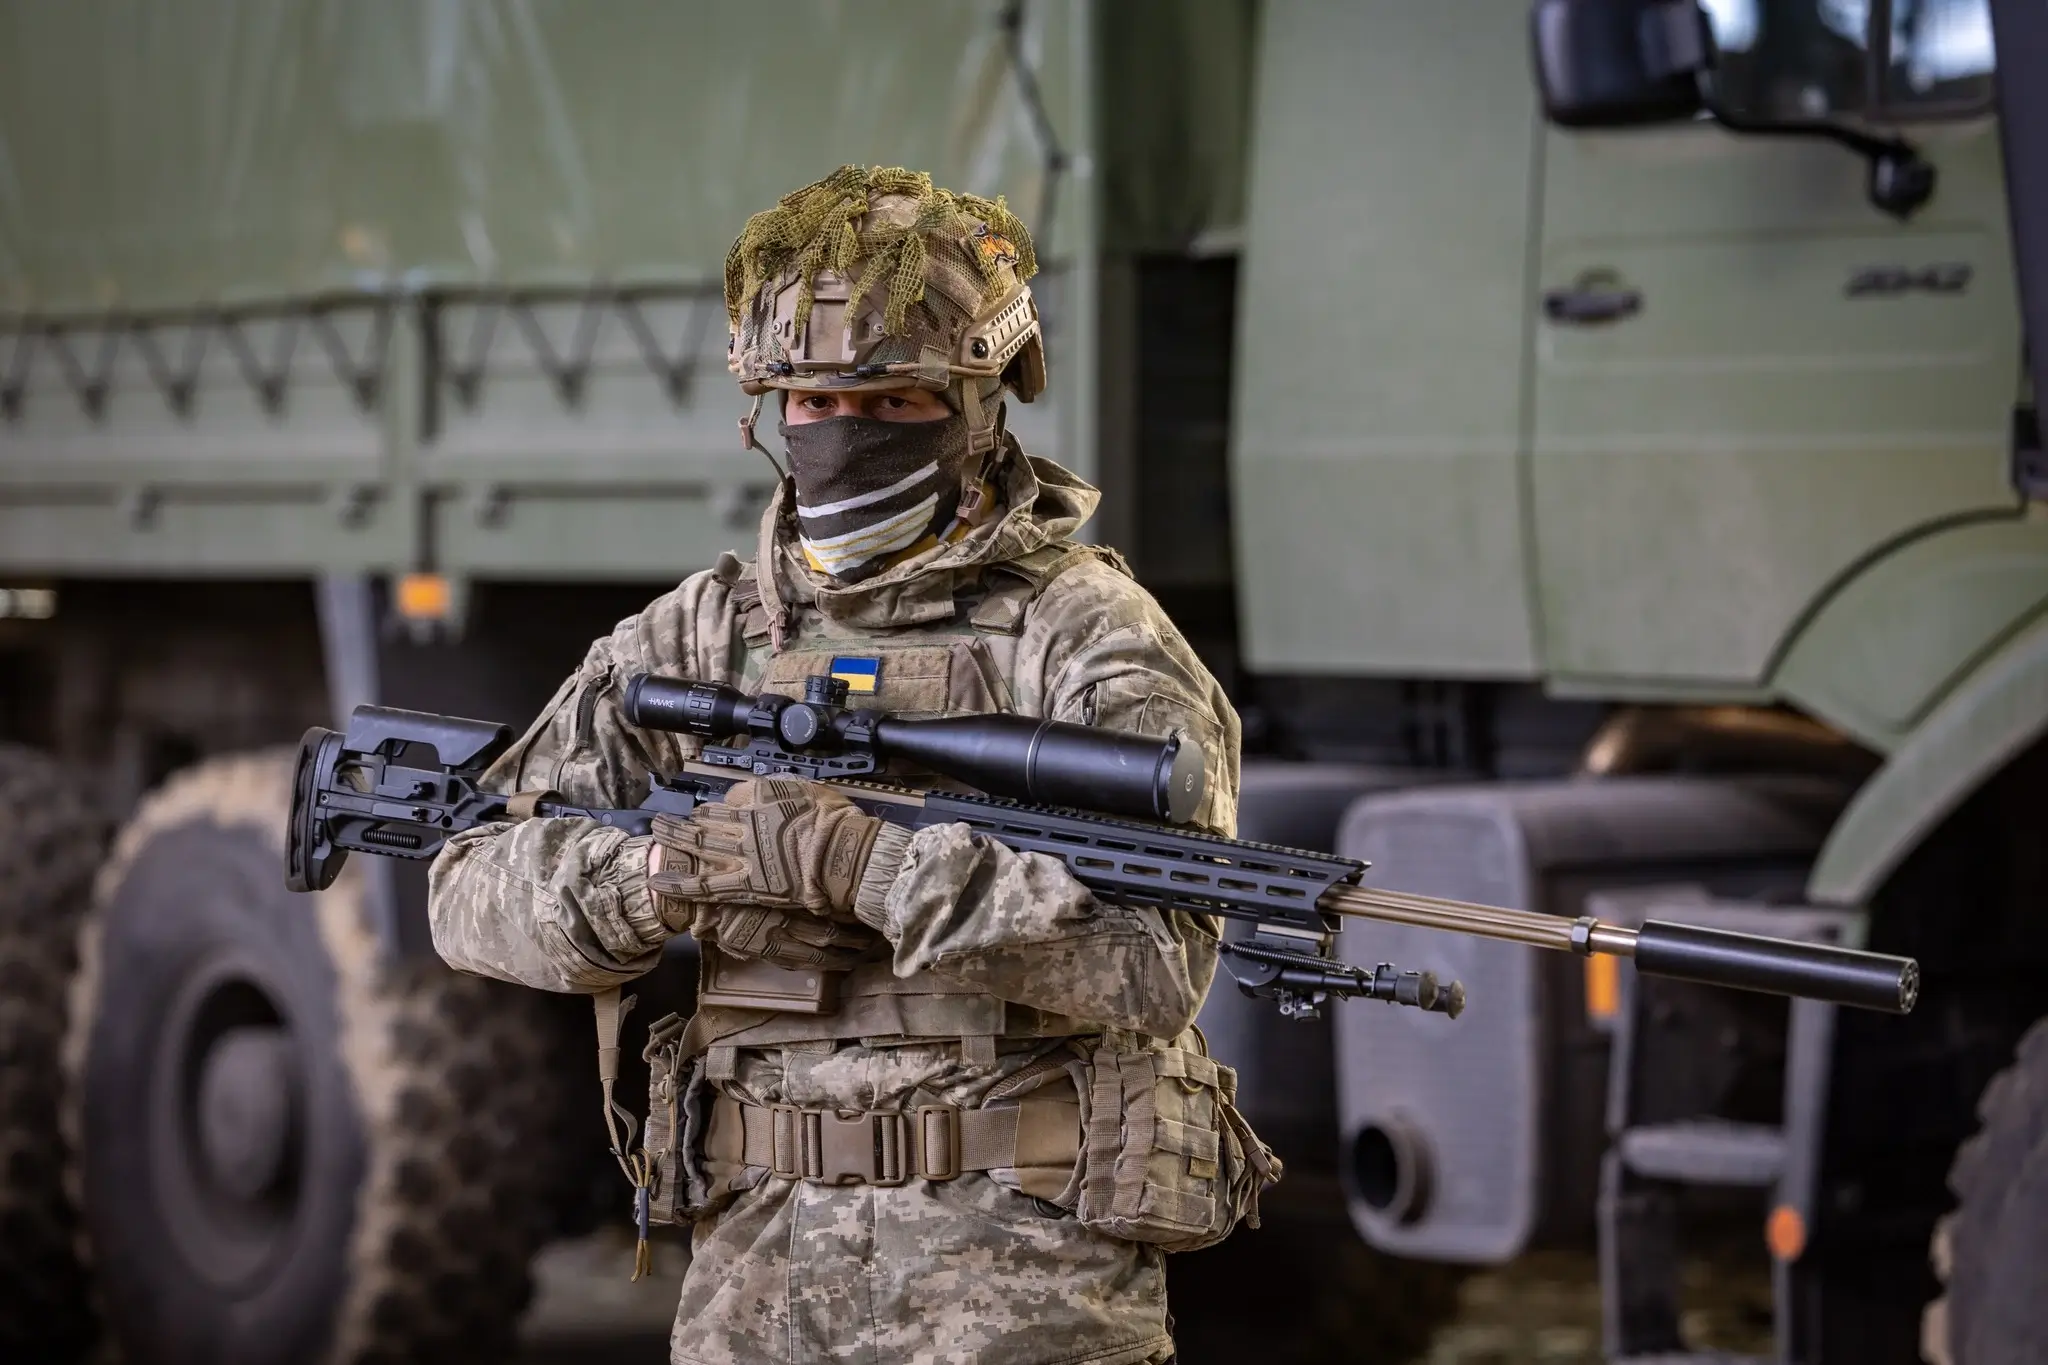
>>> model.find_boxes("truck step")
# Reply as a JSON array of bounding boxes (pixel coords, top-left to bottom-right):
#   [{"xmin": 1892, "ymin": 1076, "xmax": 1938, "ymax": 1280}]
[{"xmin": 1616, "ymin": 1119, "xmax": 1786, "ymax": 1187}]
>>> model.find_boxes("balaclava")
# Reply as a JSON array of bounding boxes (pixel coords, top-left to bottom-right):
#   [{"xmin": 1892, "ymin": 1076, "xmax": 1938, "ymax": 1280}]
[{"xmin": 779, "ymin": 378, "xmax": 1002, "ymax": 580}]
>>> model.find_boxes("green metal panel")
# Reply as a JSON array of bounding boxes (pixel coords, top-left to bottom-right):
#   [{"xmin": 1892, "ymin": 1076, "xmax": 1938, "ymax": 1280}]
[
  {"xmin": 1529, "ymin": 119, "xmax": 2021, "ymax": 689},
  {"xmin": 1772, "ymin": 515, "xmax": 2048, "ymax": 751},
  {"xmin": 419, "ymin": 291, "xmax": 774, "ymax": 581},
  {"xmin": 0, "ymin": 304, "xmax": 417, "ymax": 574},
  {"xmin": 1808, "ymin": 604, "xmax": 2048, "ymax": 906},
  {"xmin": 0, "ymin": 279, "xmax": 1086, "ymax": 584},
  {"xmin": 1231, "ymin": 0, "xmax": 1542, "ymax": 677}
]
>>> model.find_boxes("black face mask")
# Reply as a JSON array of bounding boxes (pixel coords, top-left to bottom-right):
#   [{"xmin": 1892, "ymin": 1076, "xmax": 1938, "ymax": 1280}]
[{"xmin": 779, "ymin": 411, "xmax": 973, "ymax": 579}]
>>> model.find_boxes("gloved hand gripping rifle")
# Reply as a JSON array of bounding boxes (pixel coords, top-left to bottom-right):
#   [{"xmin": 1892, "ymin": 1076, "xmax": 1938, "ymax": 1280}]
[{"xmin": 286, "ymin": 674, "xmax": 1920, "ymax": 1020}]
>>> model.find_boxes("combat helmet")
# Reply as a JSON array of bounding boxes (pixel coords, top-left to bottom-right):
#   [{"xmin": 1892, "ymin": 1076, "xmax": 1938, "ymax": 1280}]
[{"xmin": 725, "ymin": 165, "xmax": 1045, "ymax": 457}]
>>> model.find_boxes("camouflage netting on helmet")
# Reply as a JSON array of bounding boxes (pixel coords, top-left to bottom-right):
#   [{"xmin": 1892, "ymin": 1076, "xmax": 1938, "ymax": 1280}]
[{"xmin": 724, "ymin": 165, "xmax": 1037, "ymax": 354}]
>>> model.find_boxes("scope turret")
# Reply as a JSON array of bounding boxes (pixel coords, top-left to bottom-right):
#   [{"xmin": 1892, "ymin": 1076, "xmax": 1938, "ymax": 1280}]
[{"xmin": 621, "ymin": 673, "xmax": 1206, "ymax": 824}]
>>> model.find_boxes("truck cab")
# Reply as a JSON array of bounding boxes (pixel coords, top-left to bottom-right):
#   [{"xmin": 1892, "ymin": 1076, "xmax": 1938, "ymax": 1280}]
[{"xmin": 1223, "ymin": 2, "xmax": 2048, "ymax": 1359}]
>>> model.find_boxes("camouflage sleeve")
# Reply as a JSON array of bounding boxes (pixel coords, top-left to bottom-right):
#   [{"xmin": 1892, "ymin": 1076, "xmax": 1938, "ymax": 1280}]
[
  {"xmin": 861, "ymin": 822, "xmax": 1216, "ymax": 1036},
  {"xmin": 428, "ymin": 813, "xmax": 662, "ymax": 993},
  {"xmin": 856, "ymin": 561, "xmax": 1241, "ymax": 1036},
  {"xmin": 427, "ymin": 567, "xmax": 743, "ymax": 993}
]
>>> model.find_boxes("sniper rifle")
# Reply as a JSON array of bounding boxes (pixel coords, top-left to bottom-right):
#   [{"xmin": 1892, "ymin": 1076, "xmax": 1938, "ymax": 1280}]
[{"xmin": 285, "ymin": 674, "xmax": 1920, "ymax": 1021}]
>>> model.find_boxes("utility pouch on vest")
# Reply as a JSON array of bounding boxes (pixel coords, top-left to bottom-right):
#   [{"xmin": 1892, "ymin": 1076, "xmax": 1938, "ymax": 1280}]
[
  {"xmin": 640, "ymin": 1012, "xmax": 717, "ymax": 1225},
  {"xmin": 1066, "ymin": 1028, "xmax": 1282, "ymax": 1253},
  {"xmin": 696, "ymin": 951, "xmax": 840, "ymax": 1014}
]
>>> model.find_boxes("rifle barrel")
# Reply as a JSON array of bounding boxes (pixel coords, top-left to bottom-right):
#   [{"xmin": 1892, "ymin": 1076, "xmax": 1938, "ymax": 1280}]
[{"xmin": 1318, "ymin": 884, "xmax": 1917, "ymax": 1014}]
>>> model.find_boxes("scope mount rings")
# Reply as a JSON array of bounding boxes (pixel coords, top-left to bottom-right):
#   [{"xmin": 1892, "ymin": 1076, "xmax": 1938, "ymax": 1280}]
[
  {"xmin": 696, "ymin": 738, "xmax": 882, "ymax": 782},
  {"xmin": 763, "ymin": 679, "xmax": 879, "ymax": 755}
]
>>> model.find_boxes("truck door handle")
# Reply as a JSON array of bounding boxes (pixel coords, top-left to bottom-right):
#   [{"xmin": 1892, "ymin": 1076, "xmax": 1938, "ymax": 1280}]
[{"xmin": 1543, "ymin": 281, "xmax": 1643, "ymax": 325}]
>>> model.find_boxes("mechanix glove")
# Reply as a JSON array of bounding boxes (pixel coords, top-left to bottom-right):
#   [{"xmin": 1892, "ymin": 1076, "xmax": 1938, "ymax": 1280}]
[
  {"xmin": 679, "ymin": 902, "xmax": 882, "ymax": 973},
  {"xmin": 648, "ymin": 777, "xmax": 899, "ymax": 922}
]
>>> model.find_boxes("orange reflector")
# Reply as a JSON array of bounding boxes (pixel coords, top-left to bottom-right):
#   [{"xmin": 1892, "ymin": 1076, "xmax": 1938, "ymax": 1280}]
[
  {"xmin": 1584, "ymin": 952, "xmax": 1620, "ymax": 1023},
  {"xmin": 1767, "ymin": 1204, "xmax": 1806, "ymax": 1261},
  {"xmin": 396, "ymin": 573, "xmax": 452, "ymax": 621}
]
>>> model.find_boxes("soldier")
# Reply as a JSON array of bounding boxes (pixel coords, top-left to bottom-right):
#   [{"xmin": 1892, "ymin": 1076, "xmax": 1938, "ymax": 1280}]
[{"xmin": 429, "ymin": 165, "xmax": 1262, "ymax": 1364}]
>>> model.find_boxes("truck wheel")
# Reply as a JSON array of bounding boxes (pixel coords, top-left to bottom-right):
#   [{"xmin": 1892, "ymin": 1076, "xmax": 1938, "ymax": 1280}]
[
  {"xmin": 1925, "ymin": 1016, "xmax": 2048, "ymax": 1365},
  {"xmin": 0, "ymin": 743, "xmax": 108, "ymax": 1361},
  {"xmin": 64, "ymin": 750, "xmax": 577, "ymax": 1365}
]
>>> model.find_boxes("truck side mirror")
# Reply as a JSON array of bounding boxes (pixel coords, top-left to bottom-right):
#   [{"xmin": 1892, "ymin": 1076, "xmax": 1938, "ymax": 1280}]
[
  {"xmin": 1529, "ymin": 0, "xmax": 1933, "ymax": 217},
  {"xmin": 1530, "ymin": 0, "xmax": 1710, "ymax": 127}
]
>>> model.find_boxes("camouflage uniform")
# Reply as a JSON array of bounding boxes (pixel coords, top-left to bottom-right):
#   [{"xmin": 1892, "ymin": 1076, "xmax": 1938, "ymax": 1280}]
[{"xmin": 430, "ymin": 446, "xmax": 1241, "ymax": 1364}]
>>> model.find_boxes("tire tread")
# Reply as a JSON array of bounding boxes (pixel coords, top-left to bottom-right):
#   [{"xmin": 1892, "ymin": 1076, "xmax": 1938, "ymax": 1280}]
[
  {"xmin": 1925, "ymin": 1016, "xmax": 2048, "ymax": 1364},
  {"xmin": 62, "ymin": 750, "xmax": 579, "ymax": 1364},
  {"xmin": 0, "ymin": 744, "xmax": 108, "ymax": 1361}
]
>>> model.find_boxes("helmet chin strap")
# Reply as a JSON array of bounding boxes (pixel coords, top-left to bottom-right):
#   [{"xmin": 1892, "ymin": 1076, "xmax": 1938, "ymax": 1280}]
[
  {"xmin": 952, "ymin": 377, "xmax": 1008, "ymax": 521},
  {"xmin": 736, "ymin": 392, "xmax": 789, "ymax": 479},
  {"xmin": 955, "ymin": 375, "xmax": 1005, "ymax": 459}
]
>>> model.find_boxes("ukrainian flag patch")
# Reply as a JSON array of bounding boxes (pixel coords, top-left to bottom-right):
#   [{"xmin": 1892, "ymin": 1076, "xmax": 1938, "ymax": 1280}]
[{"xmin": 829, "ymin": 656, "xmax": 882, "ymax": 694}]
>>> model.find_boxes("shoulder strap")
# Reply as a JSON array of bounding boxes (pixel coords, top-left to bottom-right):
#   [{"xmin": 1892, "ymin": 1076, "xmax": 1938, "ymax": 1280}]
[
  {"xmin": 968, "ymin": 542, "xmax": 1129, "ymax": 633},
  {"xmin": 726, "ymin": 556, "xmax": 776, "ymax": 647}
]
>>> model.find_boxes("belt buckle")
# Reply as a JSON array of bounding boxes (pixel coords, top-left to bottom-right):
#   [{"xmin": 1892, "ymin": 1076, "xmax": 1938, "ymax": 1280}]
[
  {"xmin": 915, "ymin": 1104, "xmax": 962, "ymax": 1181},
  {"xmin": 768, "ymin": 1103, "xmax": 808, "ymax": 1180},
  {"xmin": 814, "ymin": 1110, "xmax": 909, "ymax": 1187}
]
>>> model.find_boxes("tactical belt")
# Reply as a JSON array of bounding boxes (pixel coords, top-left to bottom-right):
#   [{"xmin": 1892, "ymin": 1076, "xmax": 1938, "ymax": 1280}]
[{"xmin": 707, "ymin": 1095, "xmax": 1076, "ymax": 1186}]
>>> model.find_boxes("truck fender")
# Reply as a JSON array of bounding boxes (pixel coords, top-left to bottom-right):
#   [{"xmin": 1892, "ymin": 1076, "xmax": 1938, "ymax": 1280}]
[
  {"xmin": 1808, "ymin": 607, "xmax": 2048, "ymax": 905},
  {"xmin": 1771, "ymin": 517, "xmax": 2048, "ymax": 755}
]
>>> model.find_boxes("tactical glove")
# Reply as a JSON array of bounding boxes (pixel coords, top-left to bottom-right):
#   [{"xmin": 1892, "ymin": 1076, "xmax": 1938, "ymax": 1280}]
[
  {"xmin": 678, "ymin": 902, "xmax": 883, "ymax": 973},
  {"xmin": 648, "ymin": 777, "xmax": 899, "ymax": 921}
]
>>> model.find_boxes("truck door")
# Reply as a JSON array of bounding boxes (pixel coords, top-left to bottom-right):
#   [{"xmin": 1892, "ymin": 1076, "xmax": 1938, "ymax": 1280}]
[{"xmin": 1528, "ymin": 0, "xmax": 2019, "ymax": 692}]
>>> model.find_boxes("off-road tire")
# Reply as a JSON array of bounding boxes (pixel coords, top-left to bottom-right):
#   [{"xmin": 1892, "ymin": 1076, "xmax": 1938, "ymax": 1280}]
[
  {"xmin": 63, "ymin": 750, "xmax": 579, "ymax": 1364},
  {"xmin": 327, "ymin": 960, "xmax": 579, "ymax": 1363},
  {"xmin": 0, "ymin": 743, "xmax": 108, "ymax": 1361},
  {"xmin": 1924, "ymin": 1016, "xmax": 2048, "ymax": 1365}
]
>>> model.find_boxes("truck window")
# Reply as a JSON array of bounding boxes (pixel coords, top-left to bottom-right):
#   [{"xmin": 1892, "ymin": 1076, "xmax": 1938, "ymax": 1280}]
[
  {"xmin": 1884, "ymin": 0, "xmax": 1996, "ymax": 111},
  {"xmin": 1700, "ymin": 0, "xmax": 1993, "ymax": 122}
]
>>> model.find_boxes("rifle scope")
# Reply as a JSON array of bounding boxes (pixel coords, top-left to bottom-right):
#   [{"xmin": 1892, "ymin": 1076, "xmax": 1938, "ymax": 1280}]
[{"xmin": 623, "ymin": 674, "xmax": 1207, "ymax": 825}]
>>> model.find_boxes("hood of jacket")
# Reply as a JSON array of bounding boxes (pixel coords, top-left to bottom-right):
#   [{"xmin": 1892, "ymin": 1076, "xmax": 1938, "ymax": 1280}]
[{"xmin": 754, "ymin": 436, "xmax": 1101, "ymax": 633}]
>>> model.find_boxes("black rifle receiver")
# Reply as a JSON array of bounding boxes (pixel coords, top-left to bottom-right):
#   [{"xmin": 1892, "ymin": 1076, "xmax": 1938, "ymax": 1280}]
[{"xmin": 287, "ymin": 674, "xmax": 1920, "ymax": 1021}]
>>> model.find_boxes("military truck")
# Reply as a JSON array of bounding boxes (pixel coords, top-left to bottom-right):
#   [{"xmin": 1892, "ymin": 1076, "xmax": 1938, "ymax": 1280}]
[
  {"xmin": 1204, "ymin": 2, "xmax": 2048, "ymax": 1363},
  {"xmin": 2, "ymin": 1, "xmax": 2045, "ymax": 1364}
]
